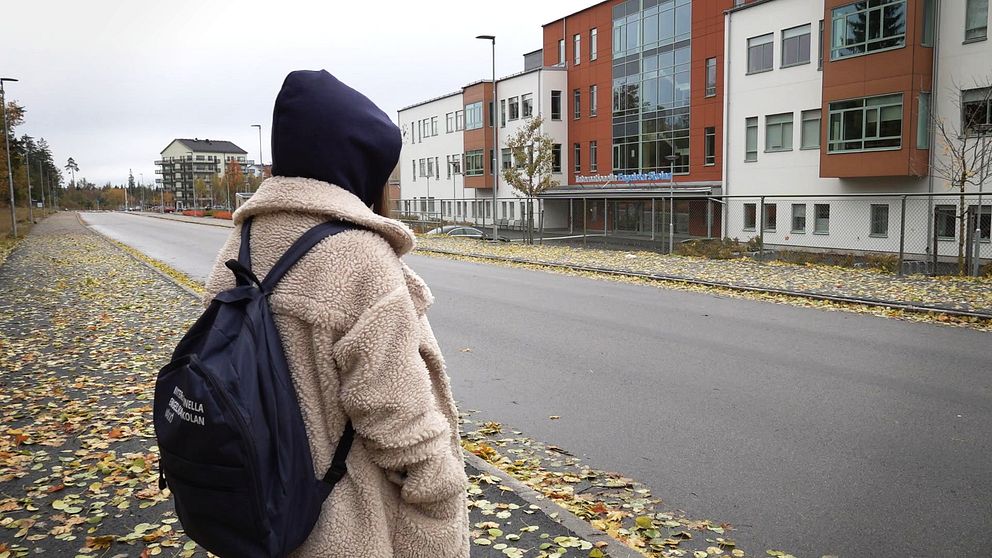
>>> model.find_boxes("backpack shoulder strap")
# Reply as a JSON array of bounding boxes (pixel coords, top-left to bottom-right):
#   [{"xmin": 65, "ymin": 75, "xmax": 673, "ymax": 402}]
[
  {"xmin": 259, "ymin": 220, "xmax": 355, "ymax": 293},
  {"xmin": 238, "ymin": 217, "xmax": 253, "ymax": 269},
  {"xmin": 321, "ymin": 421, "xmax": 354, "ymax": 488}
]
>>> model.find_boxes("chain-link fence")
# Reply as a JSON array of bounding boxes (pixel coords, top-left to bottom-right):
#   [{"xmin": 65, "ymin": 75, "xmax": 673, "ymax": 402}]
[
  {"xmin": 391, "ymin": 192, "xmax": 991, "ymax": 276},
  {"xmin": 722, "ymin": 193, "xmax": 990, "ymax": 276}
]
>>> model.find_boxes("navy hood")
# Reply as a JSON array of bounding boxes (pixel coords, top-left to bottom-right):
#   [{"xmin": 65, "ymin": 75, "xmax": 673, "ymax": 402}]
[{"xmin": 271, "ymin": 70, "xmax": 401, "ymax": 207}]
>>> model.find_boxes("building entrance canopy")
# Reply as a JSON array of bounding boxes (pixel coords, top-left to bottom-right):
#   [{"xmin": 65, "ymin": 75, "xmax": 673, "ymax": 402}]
[{"xmin": 540, "ymin": 181, "xmax": 722, "ymax": 199}]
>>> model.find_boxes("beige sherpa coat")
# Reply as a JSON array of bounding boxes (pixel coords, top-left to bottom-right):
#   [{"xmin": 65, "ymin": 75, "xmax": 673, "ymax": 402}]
[{"xmin": 204, "ymin": 176, "xmax": 469, "ymax": 557}]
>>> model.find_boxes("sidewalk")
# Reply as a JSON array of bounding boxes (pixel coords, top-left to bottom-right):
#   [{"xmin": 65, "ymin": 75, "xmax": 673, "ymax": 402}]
[{"xmin": 0, "ymin": 213, "xmax": 620, "ymax": 558}]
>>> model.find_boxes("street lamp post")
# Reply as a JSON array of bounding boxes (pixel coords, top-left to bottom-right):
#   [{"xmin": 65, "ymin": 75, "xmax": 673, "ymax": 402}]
[
  {"xmin": 665, "ymin": 154, "xmax": 679, "ymax": 254},
  {"xmin": 38, "ymin": 159, "xmax": 44, "ymax": 209},
  {"xmin": 476, "ymin": 34, "xmax": 498, "ymax": 241},
  {"xmin": 1, "ymin": 77, "xmax": 19, "ymax": 237},
  {"xmin": 251, "ymin": 124, "xmax": 263, "ymax": 184},
  {"xmin": 24, "ymin": 143, "xmax": 32, "ymax": 223}
]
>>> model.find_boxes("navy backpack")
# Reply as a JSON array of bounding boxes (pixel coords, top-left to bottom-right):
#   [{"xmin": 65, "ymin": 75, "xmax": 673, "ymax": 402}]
[{"xmin": 154, "ymin": 217, "xmax": 355, "ymax": 558}]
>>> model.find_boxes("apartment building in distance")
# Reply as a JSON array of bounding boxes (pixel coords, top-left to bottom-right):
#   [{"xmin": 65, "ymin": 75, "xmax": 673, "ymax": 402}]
[
  {"xmin": 155, "ymin": 139, "xmax": 251, "ymax": 210},
  {"xmin": 724, "ymin": 0, "xmax": 991, "ymax": 260}
]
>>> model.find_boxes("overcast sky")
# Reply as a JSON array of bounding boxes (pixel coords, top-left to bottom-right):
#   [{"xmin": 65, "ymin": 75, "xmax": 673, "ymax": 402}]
[{"xmin": 3, "ymin": 1, "xmax": 579, "ymax": 186}]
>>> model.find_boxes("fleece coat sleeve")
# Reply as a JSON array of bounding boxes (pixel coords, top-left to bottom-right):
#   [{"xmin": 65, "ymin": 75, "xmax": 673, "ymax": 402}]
[{"xmin": 330, "ymin": 280, "xmax": 468, "ymax": 509}]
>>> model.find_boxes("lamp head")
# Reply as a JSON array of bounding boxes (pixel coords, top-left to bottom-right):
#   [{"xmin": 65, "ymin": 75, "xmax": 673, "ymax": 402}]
[{"xmin": 476, "ymin": 35, "xmax": 495, "ymax": 41}]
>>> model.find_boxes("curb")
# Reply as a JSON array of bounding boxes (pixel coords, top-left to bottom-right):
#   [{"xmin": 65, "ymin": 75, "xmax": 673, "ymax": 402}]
[
  {"xmin": 416, "ymin": 248, "xmax": 992, "ymax": 321},
  {"xmin": 78, "ymin": 212, "xmax": 640, "ymax": 557},
  {"xmin": 77, "ymin": 213, "xmax": 203, "ymax": 302},
  {"xmin": 463, "ymin": 452, "xmax": 642, "ymax": 558},
  {"xmin": 123, "ymin": 211, "xmax": 235, "ymax": 229}
]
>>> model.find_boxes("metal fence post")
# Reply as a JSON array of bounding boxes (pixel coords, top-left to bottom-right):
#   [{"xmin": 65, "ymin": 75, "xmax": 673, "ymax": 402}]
[
  {"xmin": 651, "ymin": 198, "xmax": 656, "ymax": 241},
  {"xmin": 583, "ymin": 197, "xmax": 587, "ymax": 247},
  {"xmin": 932, "ymin": 204, "xmax": 939, "ymax": 275},
  {"xmin": 569, "ymin": 198, "xmax": 574, "ymax": 234},
  {"xmin": 707, "ymin": 198, "xmax": 713, "ymax": 239},
  {"xmin": 758, "ymin": 196, "xmax": 765, "ymax": 261},
  {"xmin": 898, "ymin": 195, "xmax": 907, "ymax": 276},
  {"xmin": 539, "ymin": 199, "xmax": 545, "ymax": 245},
  {"xmin": 668, "ymin": 192, "xmax": 675, "ymax": 255}
]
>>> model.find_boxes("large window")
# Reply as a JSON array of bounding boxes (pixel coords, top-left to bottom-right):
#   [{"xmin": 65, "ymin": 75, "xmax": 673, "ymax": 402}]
[
  {"xmin": 574, "ymin": 34, "xmax": 581, "ymax": 65},
  {"xmin": 612, "ymin": 0, "xmax": 692, "ymax": 176},
  {"xmin": 922, "ymin": 0, "xmax": 936, "ymax": 46},
  {"xmin": 831, "ymin": 0, "xmax": 907, "ymax": 60},
  {"xmin": 966, "ymin": 0, "xmax": 989, "ymax": 41},
  {"xmin": 962, "ymin": 87, "xmax": 992, "ymax": 135},
  {"xmin": 558, "ymin": 39, "xmax": 565, "ymax": 64},
  {"xmin": 573, "ymin": 89, "xmax": 581, "ymax": 119},
  {"xmin": 782, "ymin": 24, "xmax": 811, "ymax": 67},
  {"xmin": 801, "ymin": 109, "xmax": 821, "ymax": 149},
  {"xmin": 590, "ymin": 141, "xmax": 598, "ymax": 172},
  {"xmin": 705, "ymin": 127, "xmax": 716, "ymax": 165},
  {"xmin": 522, "ymin": 93, "xmax": 533, "ymax": 118},
  {"xmin": 551, "ymin": 90, "xmax": 562, "ymax": 120},
  {"xmin": 935, "ymin": 205, "xmax": 956, "ymax": 238},
  {"xmin": 792, "ymin": 204, "xmax": 807, "ymax": 233},
  {"xmin": 748, "ymin": 34, "xmax": 774, "ymax": 73},
  {"xmin": 590, "ymin": 85, "xmax": 598, "ymax": 117},
  {"xmin": 464, "ymin": 150, "xmax": 484, "ymax": 176},
  {"xmin": 917, "ymin": 92, "xmax": 931, "ymax": 149},
  {"xmin": 766, "ymin": 113, "xmax": 794, "ymax": 151},
  {"xmin": 763, "ymin": 203, "xmax": 777, "ymax": 232},
  {"xmin": 552, "ymin": 144, "xmax": 562, "ymax": 173},
  {"xmin": 870, "ymin": 204, "xmax": 890, "ymax": 237},
  {"xmin": 574, "ymin": 143, "xmax": 581, "ymax": 172},
  {"xmin": 446, "ymin": 112, "xmax": 454, "ymax": 133},
  {"xmin": 591, "ymin": 28, "xmax": 599, "ymax": 60},
  {"xmin": 500, "ymin": 100, "xmax": 506, "ymax": 127},
  {"xmin": 746, "ymin": 117, "xmax": 759, "ymax": 161},
  {"xmin": 705, "ymin": 57, "xmax": 717, "ymax": 97},
  {"xmin": 455, "ymin": 110, "xmax": 464, "ymax": 131},
  {"xmin": 508, "ymin": 97, "xmax": 520, "ymax": 121},
  {"xmin": 501, "ymin": 148, "xmax": 512, "ymax": 170},
  {"xmin": 744, "ymin": 203, "xmax": 757, "ymax": 230},
  {"xmin": 465, "ymin": 102, "xmax": 483, "ymax": 130},
  {"xmin": 828, "ymin": 94, "xmax": 903, "ymax": 152},
  {"xmin": 814, "ymin": 204, "xmax": 830, "ymax": 233}
]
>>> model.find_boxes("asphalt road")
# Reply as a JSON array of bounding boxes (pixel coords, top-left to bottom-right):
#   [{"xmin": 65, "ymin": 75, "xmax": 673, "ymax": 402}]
[{"xmin": 80, "ymin": 211, "xmax": 992, "ymax": 558}]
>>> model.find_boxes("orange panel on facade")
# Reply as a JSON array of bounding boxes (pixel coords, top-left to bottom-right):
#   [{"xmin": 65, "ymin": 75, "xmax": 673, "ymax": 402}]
[
  {"xmin": 820, "ymin": 0, "xmax": 932, "ymax": 178},
  {"xmin": 462, "ymin": 82, "xmax": 495, "ymax": 189}
]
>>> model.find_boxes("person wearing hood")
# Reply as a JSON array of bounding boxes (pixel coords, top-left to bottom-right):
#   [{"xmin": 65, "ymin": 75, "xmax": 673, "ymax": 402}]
[{"xmin": 204, "ymin": 70, "xmax": 469, "ymax": 557}]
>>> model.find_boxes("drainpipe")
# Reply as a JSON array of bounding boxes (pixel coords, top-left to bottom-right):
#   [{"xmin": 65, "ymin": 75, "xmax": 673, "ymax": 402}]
[
  {"xmin": 721, "ymin": 8, "xmax": 733, "ymax": 238},
  {"xmin": 926, "ymin": 0, "xmax": 941, "ymax": 260}
]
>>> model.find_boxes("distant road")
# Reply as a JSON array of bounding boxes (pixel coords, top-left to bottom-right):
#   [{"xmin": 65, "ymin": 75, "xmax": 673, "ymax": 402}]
[{"xmin": 81, "ymin": 211, "xmax": 992, "ymax": 558}]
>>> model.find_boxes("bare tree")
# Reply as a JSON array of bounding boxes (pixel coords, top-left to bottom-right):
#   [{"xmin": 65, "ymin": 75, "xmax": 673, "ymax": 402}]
[
  {"xmin": 931, "ymin": 80, "xmax": 992, "ymax": 274},
  {"xmin": 500, "ymin": 116, "xmax": 559, "ymax": 243}
]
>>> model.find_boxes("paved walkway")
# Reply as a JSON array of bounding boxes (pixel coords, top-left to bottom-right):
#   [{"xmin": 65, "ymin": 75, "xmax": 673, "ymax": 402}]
[{"xmin": 0, "ymin": 213, "xmax": 614, "ymax": 558}]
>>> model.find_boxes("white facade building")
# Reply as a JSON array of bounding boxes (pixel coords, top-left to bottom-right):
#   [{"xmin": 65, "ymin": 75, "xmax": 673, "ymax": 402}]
[
  {"xmin": 724, "ymin": 0, "xmax": 991, "ymax": 263},
  {"xmin": 397, "ymin": 64, "xmax": 568, "ymax": 230}
]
